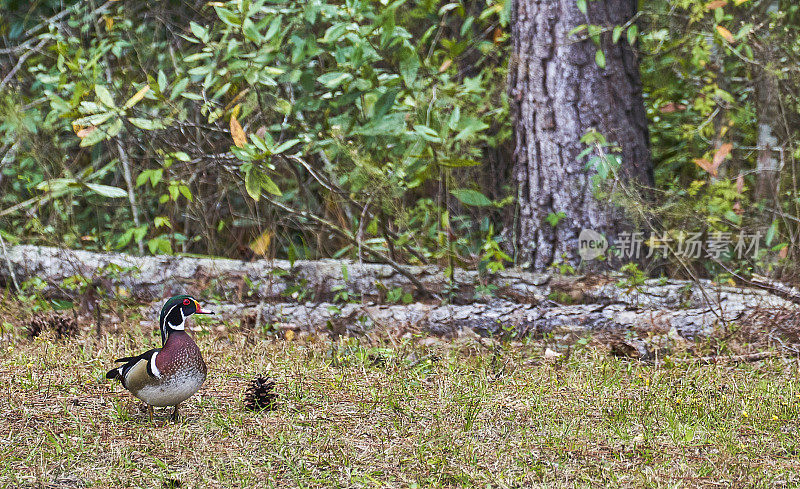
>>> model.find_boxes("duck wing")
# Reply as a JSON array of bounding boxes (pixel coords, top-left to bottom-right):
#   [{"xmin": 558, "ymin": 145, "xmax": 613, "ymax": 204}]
[{"xmin": 106, "ymin": 348, "xmax": 161, "ymax": 388}]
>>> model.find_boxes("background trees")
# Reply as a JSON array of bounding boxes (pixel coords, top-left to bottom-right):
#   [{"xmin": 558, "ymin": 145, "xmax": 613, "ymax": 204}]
[{"xmin": 0, "ymin": 0, "xmax": 799, "ymax": 280}]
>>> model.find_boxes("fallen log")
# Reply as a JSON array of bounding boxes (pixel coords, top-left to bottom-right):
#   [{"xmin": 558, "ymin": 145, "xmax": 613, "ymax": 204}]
[
  {"xmin": 191, "ymin": 298, "xmax": 772, "ymax": 342},
  {"xmin": 4, "ymin": 245, "xmax": 800, "ymax": 345},
  {"xmin": 1, "ymin": 246, "xmax": 795, "ymax": 313}
]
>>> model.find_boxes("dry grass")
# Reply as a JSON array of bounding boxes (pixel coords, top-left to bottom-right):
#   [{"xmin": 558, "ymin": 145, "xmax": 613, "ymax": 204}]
[{"xmin": 2, "ymin": 308, "xmax": 800, "ymax": 488}]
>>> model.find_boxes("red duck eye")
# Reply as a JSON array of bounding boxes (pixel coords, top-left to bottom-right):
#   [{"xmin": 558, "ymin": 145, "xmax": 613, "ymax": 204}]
[{"xmin": 183, "ymin": 298, "xmax": 191, "ymax": 305}]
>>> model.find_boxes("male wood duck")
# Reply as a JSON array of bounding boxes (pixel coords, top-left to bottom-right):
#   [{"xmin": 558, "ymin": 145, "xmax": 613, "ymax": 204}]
[{"xmin": 106, "ymin": 295, "xmax": 213, "ymax": 421}]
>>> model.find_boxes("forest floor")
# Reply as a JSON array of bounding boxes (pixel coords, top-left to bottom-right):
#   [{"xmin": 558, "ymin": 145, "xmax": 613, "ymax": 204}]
[{"xmin": 2, "ymin": 304, "xmax": 800, "ymax": 488}]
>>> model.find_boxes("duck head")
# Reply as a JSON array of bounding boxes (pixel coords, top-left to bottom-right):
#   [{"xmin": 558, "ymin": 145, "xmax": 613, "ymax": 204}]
[{"xmin": 158, "ymin": 295, "xmax": 213, "ymax": 344}]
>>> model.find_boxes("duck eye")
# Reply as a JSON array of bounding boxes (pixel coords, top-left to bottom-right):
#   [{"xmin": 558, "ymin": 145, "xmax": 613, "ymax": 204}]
[{"xmin": 183, "ymin": 298, "xmax": 191, "ymax": 305}]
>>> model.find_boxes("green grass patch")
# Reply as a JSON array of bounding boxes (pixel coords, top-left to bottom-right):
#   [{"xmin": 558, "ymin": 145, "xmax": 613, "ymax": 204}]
[{"xmin": 1, "ymin": 320, "xmax": 800, "ymax": 487}]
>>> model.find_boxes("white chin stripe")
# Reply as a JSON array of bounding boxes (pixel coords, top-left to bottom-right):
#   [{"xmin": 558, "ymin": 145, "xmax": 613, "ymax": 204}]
[
  {"xmin": 162, "ymin": 304, "xmax": 186, "ymax": 333},
  {"xmin": 150, "ymin": 351, "xmax": 161, "ymax": 378}
]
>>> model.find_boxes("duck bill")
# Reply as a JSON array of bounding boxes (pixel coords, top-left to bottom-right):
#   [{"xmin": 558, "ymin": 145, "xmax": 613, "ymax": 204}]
[{"xmin": 194, "ymin": 301, "xmax": 215, "ymax": 314}]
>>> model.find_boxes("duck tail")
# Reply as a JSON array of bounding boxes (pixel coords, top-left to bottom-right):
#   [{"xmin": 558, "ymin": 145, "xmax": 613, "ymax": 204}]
[{"xmin": 106, "ymin": 366, "xmax": 123, "ymax": 380}]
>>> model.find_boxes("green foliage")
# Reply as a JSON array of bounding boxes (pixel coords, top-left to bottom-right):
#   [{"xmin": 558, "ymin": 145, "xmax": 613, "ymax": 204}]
[
  {"xmin": 2, "ymin": 0, "xmax": 799, "ymax": 282},
  {"xmin": 0, "ymin": 0, "xmax": 512, "ymax": 270},
  {"xmin": 545, "ymin": 212, "xmax": 566, "ymax": 228},
  {"xmin": 616, "ymin": 262, "xmax": 647, "ymax": 292}
]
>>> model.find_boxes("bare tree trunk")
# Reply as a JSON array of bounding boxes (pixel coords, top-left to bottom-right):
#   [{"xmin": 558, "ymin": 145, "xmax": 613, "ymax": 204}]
[
  {"xmin": 510, "ymin": 0, "xmax": 653, "ymax": 270},
  {"xmin": 753, "ymin": 0, "xmax": 784, "ymax": 203}
]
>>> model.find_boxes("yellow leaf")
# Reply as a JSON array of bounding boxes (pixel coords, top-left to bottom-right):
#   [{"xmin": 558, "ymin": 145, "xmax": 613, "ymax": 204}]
[
  {"xmin": 230, "ymin": 103, "xmax": 241, "ymax": 120},
  {"xmin": 734, "ymin": 0, "xmax": 749, "ymax": 4},
  {"xmin": 123, "ymin": 85, "xmax": 150, "ymax": 109},
  {"xmin": 104, "ymin": 15, "xmax": 114, "ymax": 31},
  {"xmin": 284, "ymin": 330, "xmax": 295, "ymax": 341},
  {"xmin": 249, "ymin": 230, "xmax": 272, "ymax": 256},
  {"xmin": 716, "ymin": 26, "xmax": 734, "ymax": 43},
  {"xmin": 230, "ymin": 114, "xmax": 247, "ymax": 148}
]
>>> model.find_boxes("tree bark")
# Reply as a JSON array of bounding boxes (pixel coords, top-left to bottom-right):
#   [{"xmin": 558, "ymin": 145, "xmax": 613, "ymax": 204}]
[
  {"xmin": 510, "ymin": 0, "xmax": 653, "ymax": 270},
  {"xmin": 753, "ymin": 0, "xmax": 784, "ymax": 203}
]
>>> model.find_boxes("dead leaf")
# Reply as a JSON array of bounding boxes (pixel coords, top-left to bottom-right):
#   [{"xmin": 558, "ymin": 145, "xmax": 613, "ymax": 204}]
[
  {"xmin": 693, "ymin": 158, "xmax": 717, "ymax": 176},
  {"xmin": 736, "ymin": 174, "xmax": 745, "ymax": 194},
  {"xmin": 439, "ymin": 59, "xmax": 453, "ymax": 73},
  {"xmin": 779, "ymin": 247, "xmax": 788, "ymax": 259},
  {"xmin": 733, "ymin": 201, "xmax": 743, "ymax": 215},
  {"xmin": 493, "ymin": 27, "xmax": 504, "ymax": 44},
  {"xmin": 716, "ymin": 26, "xmax": 734, "ymax": 43},
  {"xmin": 706, "ymin": 0, "xmax": 727, "ymax": 9},
  {"xmin": 713, "ymin": 142, "xmax": 733, "ymax": 169},
  {"xmin": 694, "ymin": 143, "xmax": 732, "ymax": 177},
  {"xmin": 249, "ymin": 230, "xmax": 272, "ymax": 256},
  {"xmin": 230, "ymin": 103, "xmax": 241, "ymax": 121},
  {"xmin": 659, "ymin": 102, "xmax": 687, "ymax": 113},
  {"xmin": 230, "ymin": 114, "xmax": 247, "ymax": 148},
  {"xmin": 76, "ymin": 126, "xmax": 98, "ymax": 138},
  {"xmin": 543, "ymin": 348, "xmax": 562, "ymax": 361}
]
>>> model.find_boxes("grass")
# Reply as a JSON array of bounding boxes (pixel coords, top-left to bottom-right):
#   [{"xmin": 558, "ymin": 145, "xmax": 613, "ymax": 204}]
[{"xmin": 2, "ymin": 310, "xmax": 800, "ymax": 488}]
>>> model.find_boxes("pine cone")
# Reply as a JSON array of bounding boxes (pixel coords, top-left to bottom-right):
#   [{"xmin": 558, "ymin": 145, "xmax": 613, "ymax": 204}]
[
  {"xmin": 243, "ymin": 376, "xmax": 277, "ymax": 412},
  {"xmin": 52, "ymin": 314, "xmax": 78, "ymax": 339},
  {"xmin": 27, "ymin": 312, "xmax": 78, "ymax": 340},
  {"xmin": 27, "ymin": 315, "xmax": 47, "ymax": 339}
]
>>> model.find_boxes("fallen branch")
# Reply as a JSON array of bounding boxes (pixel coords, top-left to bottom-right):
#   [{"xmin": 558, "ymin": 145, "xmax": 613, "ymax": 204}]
[
  {"xmin": 672, "ymin": 351, "xmax": 780, "ymax": 365},
  {"xmin": 750, "ymin": 274, "xmax": 800, "ymax": 304}
]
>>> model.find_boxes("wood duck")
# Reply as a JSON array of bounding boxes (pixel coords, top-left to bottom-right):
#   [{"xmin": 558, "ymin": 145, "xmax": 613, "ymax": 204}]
[{"xmin": 106, "ymin": 295, "xmax": 213, "ymax": 421}]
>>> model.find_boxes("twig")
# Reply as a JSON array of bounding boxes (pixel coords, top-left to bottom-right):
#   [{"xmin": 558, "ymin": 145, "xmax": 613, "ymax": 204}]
[
  {"xmin": 116, "ymin": 140, "xmax": 144, "ymax": 254},
  {"xmin": 0, "ymin": 233, "xmax": 19, "ymax": 292},
  {"xmin": 0, "ymin": 38, "xmax": 48, "ymax": 91},
  {"xmin": 670, "ymin": 351, "xmax": 779, "ymax": 365},
  {"xmin": 287, "ymin": 154, "xmax": 429, "ymax": 264},
  {"xmin": 0, "ymin": 194, "xmax": 51, "ymax": 218},
  {"xmin": 356, "ymin": 196, "xmax": 372, "ymax": 263}
]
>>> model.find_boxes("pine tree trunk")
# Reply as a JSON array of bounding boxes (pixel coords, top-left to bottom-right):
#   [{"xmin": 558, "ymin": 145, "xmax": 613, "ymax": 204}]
[
  {"xmin": 510, "ymin": 0, "xmax": 653, "ymax": 270},
  {"xmin": 753, "ymin": 0, "xmax": 783, "ymax": 203}
]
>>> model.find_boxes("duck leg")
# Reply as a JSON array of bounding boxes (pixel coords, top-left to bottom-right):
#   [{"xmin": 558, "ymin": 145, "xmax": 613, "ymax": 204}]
[
  {"xmin": 170, "ymin": 403, "xmax": 180, "ymax": 422},
  {"xmin": 148, "ymin": 405, "xmax": 154, "ymax": 422}
]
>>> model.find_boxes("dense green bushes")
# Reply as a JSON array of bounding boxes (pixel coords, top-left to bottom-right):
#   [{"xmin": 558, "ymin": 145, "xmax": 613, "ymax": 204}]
[{"xmin": 1, "ymin": 0, "xmax": 798, "ymax": 280}]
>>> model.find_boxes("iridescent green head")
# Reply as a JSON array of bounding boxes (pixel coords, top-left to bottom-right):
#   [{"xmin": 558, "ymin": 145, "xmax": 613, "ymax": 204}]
[{"xmin": 158, "ymin": 295, "xmax": 213, "ymax": 344}]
